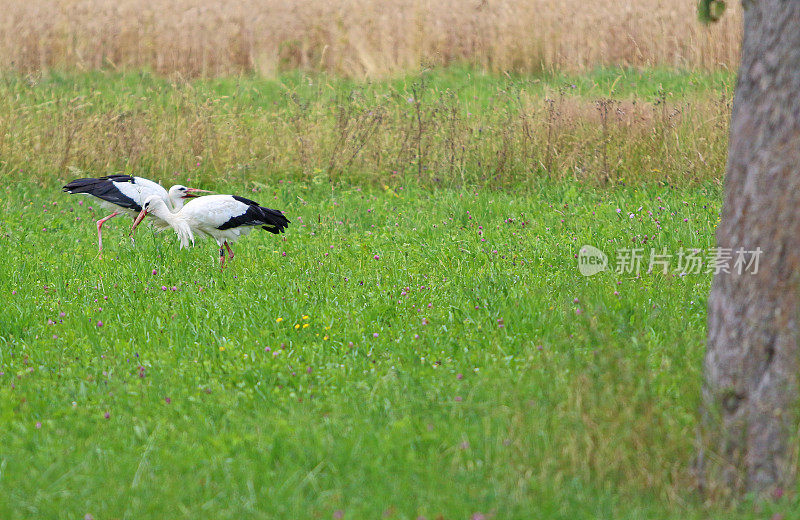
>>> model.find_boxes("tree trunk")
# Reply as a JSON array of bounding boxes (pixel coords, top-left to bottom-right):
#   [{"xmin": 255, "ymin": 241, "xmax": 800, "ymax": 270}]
[{"xmin": 700, "ymin": 0, "xmax": 800, "ymax": 496}]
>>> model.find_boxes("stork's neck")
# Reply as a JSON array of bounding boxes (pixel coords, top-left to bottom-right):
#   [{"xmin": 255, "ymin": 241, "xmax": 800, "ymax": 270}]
[
  {"xmin": 151, "ymin": 204, "xmax": 194, "ymax": 248},
  {"xmin": 169, "ymin": 195, "xmax": 185, "ymax": 212}
]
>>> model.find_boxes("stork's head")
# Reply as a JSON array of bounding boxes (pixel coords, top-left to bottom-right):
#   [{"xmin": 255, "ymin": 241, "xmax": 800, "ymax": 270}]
[
  {"xmin": 131, "ymin": 195, "xmax": 170, "ymax": 235},
  {"xmin": 169, "ymin": 185, "xmax": 211, "ymax": 200}
]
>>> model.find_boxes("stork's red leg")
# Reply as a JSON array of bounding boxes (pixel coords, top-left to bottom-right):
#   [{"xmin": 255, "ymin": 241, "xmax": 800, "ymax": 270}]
[
  {"xmin": 96, "ymin": 211, "xmax": 120, "ymax": 254},
  {"xmin": 224, "ymin": 242, "xmax": 234, "ymax": 259}
]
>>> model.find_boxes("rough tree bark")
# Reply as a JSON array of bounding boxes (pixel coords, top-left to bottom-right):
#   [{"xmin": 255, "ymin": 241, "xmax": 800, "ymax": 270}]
[{"xmin": 700, "ymin": 0, "xmax": 800, "ymax": 495}]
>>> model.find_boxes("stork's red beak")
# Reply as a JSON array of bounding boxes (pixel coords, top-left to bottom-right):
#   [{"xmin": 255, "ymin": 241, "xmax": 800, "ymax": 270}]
[
  {"xmin": 130, "ymin": 209, "xmax": 148, "ymax": 235},
  {"xmin": 183, "ymin": 188, "xmax": 212, "ymax": 199}
]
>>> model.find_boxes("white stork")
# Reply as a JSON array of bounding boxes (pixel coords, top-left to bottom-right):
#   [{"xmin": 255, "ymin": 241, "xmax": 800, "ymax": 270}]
[
  {"xmin": 131, "ymin": 194, "xmax": 290, "ymax": 270},
  {"xmin": 62, "ymin": 175, "xmax": 210, "ymax": 253}
]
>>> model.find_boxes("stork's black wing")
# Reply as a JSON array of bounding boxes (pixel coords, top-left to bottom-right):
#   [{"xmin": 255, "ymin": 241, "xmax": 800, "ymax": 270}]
[
  {"xmin": 62, "ymin": 177, "xmax": 142, "ymax": 212},
  {"xmin": 217, "ymin": 195, "xmax": 290, "ymax": 234}
]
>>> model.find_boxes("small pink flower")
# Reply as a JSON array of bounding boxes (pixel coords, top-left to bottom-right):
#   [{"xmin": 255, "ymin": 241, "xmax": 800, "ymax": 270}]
[
  {"xmin": 165, "ymin": 397, "xmax": 171, "ymax": 404},
  {"xmin": 373, "ymin": 254, "xmax": 380, "ymax": 260},
  {"xmin": 152, "ymin": 269, "xmax": 157, "ymax": 275},
  {"xmin": 97, "ymin": 321, "xmax": 104, "ymax": 327},
  {"xmin": 373, "ymin": 333, "xmax": 379, "ymax": 338},
  {"xmin": 161, "ymin": 286, "xmax": 168, "ymax": 291},
  {"xmin": 35, "ymin": 421, "xmax": 42, "ymax": 429},
  {"xmin": 104, "ymin": 412, "xmax": 110, "ymax": 419}
]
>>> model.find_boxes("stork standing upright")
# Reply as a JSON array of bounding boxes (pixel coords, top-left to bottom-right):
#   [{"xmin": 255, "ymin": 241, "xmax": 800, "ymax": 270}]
[
  {"xmin": 62, "ymin": 175, "xmax": 210, "ymax": 254},
  {"xmin": 131, "ymin": 194, "xmax": 290, "ymax": 270}
]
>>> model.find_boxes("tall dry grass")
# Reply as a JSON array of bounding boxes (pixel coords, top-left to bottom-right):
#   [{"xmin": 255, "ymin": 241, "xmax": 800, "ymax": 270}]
[
  {"xmin": 0, "ymin": 74, "xmax": 731, "ymax": 188},
  {"xmin": 0, "ymin": 0, "xmax": 741, "ymax": 78}
]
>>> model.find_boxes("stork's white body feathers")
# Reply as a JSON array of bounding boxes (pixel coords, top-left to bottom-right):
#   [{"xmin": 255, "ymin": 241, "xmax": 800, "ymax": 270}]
[
  {"xmin": 132, "ymin": 194, "xmax": 290, "ymax": 270},
  {"xmin": 174, "ymin": 196, "xmax": 262, "ymax": 247}
]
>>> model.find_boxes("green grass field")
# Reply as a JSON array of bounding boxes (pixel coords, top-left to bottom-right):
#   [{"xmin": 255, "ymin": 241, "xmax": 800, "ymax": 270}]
[{"xmin": 0, "ymin": 69, "xmax": 794, "ymax": 519}]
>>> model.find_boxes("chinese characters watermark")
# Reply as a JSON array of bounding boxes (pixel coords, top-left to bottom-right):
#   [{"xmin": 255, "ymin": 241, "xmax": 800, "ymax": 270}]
[{"xmin": 577, "ymin": 245, "xmax": 762, "ymax": 277}]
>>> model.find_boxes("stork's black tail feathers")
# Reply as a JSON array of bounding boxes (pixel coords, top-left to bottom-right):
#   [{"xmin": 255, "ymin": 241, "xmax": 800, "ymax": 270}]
[
  {"xmin": 224, "ymin": 195, "xmax": 290, "ymax": 234},
  {"xmin": 258, "ymin": 206, "xmax": 291, "ymax": 234}
]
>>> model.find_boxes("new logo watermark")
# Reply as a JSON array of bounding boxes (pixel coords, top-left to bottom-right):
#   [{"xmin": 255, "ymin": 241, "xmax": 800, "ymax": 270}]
[
  {"xmin": 577, "ymin": 245, "xmax": 762, "ymax": 277},
  {"xmin": 578, "ymin": 245, "xmax": 608, "ymax": 276}
]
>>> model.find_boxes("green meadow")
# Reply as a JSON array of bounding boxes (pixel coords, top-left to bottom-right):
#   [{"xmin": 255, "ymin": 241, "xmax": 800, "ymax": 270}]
[{"xmin": 1, "ymin": 68, "xmax": 793, "ymax": 519}]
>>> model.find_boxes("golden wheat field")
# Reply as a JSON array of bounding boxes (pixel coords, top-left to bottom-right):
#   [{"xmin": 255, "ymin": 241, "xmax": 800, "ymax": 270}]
[{"xmin": 1, "ymin": 0, "xmax": 741, "ymax": 77}]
